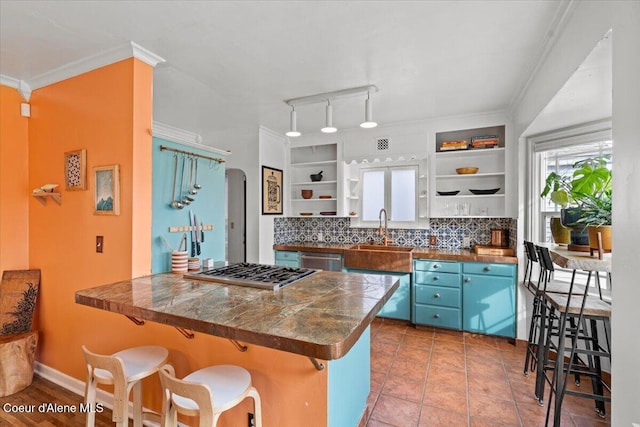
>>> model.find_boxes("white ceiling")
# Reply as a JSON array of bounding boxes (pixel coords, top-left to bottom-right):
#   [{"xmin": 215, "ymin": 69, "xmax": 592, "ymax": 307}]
[{"xmin": 1, "ymin": 1, "xmax": 606, "ymax": 147}]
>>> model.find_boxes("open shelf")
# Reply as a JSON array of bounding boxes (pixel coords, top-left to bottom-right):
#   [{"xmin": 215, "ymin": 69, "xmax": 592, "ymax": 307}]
[{"xmin": 32, "ymin": 192, "xmax": 62, "ymax": 206}]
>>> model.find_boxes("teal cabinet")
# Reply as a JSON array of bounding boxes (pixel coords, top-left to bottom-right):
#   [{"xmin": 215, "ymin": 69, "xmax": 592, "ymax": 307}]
[
  {"xmin": 274, "ymin": 250, "xmax": 300, "ymax": 268},
  {"xmin": 413, "ymin": 260, "xmax": 462, "ymax": 329},
  {"xmin": 344, "ymin": 268, "xmax": 411, "ymax": 321},
  {"xmin": 462, "ymin": 262, "xmax": 516, "ymax": 338}
]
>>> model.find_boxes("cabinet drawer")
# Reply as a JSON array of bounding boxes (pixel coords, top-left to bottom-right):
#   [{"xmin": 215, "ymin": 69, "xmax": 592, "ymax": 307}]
[
  {"xmin": 414, "ymin": 260, "xmax": 460, "ymax": 274},
  {"xmin": 462, "ymin": 262, "xmax": 515, "ymax": 277},
  {"xmin": 275, "ymin": 250, "xmax": 300, "ymax": 262},
  {"xmin": 414, "ymin": 305, "xmax": 461, "ymax": 330},
  {"xmin": 415, "ymin": 284, "xmax": 460, "ymax": 308},
  {"xmin": 414, "ymin": 271, "xmax": 460, "ymax": 288},
  {"xmin": 275, "ymin": 259, "xmax": 299, "ymax": 268}
]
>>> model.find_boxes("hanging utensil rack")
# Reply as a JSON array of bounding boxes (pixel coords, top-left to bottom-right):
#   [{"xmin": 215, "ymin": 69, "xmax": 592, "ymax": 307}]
[{"xmin": 160, "ymin": 145, "xmax": 225, "ymax": 164}]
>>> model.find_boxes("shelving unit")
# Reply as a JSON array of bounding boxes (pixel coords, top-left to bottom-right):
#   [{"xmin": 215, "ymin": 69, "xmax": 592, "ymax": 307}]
[
  {"xmin": 289, "ymin": 143, "xmax": 339, "ymax": 217},
  {"xmin": 32, "ymin": 192, "xmax": 62, "ymax": 206},
  {"xmin": 431, "ymin": 125, "xmax": 507, "ymax": 218}
]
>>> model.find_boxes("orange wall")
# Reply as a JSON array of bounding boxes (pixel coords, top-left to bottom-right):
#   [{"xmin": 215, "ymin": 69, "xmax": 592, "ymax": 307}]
[
  {"xmin": 22, "ymin": 60, "xmax": 327, "ymax": 426},
  {"xmin": 0, "ymin": 85, "xmax": 30, "ymax": 272}
]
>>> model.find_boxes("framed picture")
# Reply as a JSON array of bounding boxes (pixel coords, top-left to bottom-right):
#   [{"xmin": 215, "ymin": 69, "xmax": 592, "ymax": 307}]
[
  {"xmin": 262, "ymin": 165, "xmax": 283, "ymax": 215},
  {"xmin": 64, "ymin": 149, "xmax": 87, "ymax": 191},
  {"xmin": 93, "ymin": 165, "xmax": 120, "ymax": 216}
]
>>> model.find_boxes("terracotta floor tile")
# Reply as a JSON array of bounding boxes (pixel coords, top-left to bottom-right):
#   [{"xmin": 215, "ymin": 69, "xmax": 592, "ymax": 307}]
[
  {"xmin": 466, "ymin": 358, "xmax": 507, "ymax": 379},
  {"xmin": 467, "ymin": 372, "xmax": 512, "ymax": 397},
  {"xmin": 381, "ymin": 374, "xmax": 426, "ymax": 403},
  {"xmin": 370, "ymin": 394, "xmax": 421, "ymax": 427},
  {"xmin": 468, "ymin": 394, "xmax": 519, "ymax": 425},
  {"xmin": 422, "ymin": 383, "xmax": 468, "ymax": 415},
  {"xmin": 367, "ymin": 418, "xmax": 395, "ymax": 427},
  {"xmin": 433, "ymin": 329, "xmax": 465, "ymax": 343},
  {"xmin": 510, "ymin": 380, "xmax": 541, "ymax": 404},
  {"xmin": 418, "ymin": 405, "xmax": 469, "ymax": 427},
  {"xmin": 376, "ymin": 329, "xmax": 406, "ymax": 345},
  {"xmin": 516, "ymin": 401, "xmax": 575, "ymax": 427},
  {"xmin": 389, "ymin": 356, "xmax": 429, "ymax": 379},
  {"xmin": 401, "ymin": 333, "xmax": 434, "ymax": 349},
  {"xmin": 371, "ymin": 369, "xmax": 388, "ymax": 394},
  {"xmin": 464, "ymin": 333, "xmax": 498, "ymax": 348},
  {"xmin": 430, "ymin": 350, "xmax": 466, "ymax": 370},
  {"xmin": 432, "ymin": 339, "xmax": 465, "ymax": 353},
  {"xmin": 570, "ymin": 414, "xmax": 610, "ymax": 427},
  {"xmin": 396, "ymin": 346, "xmax": 431, "ymax": 364},
  {"xmin": 371, "ymin": 351, "xmax": 395, "ymax": 374},
  {"xmin": 466, "ymin": 343, "xmax": 502, "ymax": 359},
  {"xmin": 406, "ymin": 325, "xmax": 435, "ymax": 337},
  {"xmin": 426, "ymin": 365, "xmax": 467, "ymax": 390}
]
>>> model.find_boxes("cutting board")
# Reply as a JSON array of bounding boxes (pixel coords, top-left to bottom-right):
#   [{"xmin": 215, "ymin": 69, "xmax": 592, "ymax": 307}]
[{"xmin": 474, "ymin": 245, "xmax": 515, "ymax": 256}]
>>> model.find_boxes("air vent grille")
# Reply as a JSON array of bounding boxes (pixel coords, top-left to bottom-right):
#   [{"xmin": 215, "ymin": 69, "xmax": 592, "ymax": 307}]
[{"xmin": 376, "ymin": 138, "xmax": 390, "ymax": 151}]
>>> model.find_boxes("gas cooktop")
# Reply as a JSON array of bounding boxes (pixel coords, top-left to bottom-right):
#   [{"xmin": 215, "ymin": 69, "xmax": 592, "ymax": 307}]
[{"xmin": 183, "ymin": 262, "xmax": 318, "ymax": 290}]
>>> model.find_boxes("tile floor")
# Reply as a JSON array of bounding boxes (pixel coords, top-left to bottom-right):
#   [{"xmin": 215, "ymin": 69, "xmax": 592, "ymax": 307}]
[{"xmin": 365, "ymin": 318, "xmax": 611, "ymax": 427}]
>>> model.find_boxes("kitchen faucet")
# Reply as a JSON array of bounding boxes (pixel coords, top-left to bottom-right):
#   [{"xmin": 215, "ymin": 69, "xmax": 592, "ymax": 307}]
[{"xmin": 378, "ymin": 208, "xmax": 393, "ymax": 246}]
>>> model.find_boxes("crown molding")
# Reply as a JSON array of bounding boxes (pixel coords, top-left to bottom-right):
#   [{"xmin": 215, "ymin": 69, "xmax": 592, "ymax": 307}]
[
  {"xmin": 0, "ymin": 75, "xmax": 32, "ymax": 101},
  {"xmin": 152, "ymin": 121, "xmax": 231, "ymax": 156},
  {"xmin": 28, "ymin": 41, "xmax": 165, "ymax": 90}
]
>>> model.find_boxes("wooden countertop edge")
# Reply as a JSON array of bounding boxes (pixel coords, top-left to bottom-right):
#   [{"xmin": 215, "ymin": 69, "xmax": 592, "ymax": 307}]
[
  {"xmin": 273, "ymin": 244, "xmax": 518, "ymax": 264},
  {"xmin": 74, "ymin": 277, "xmax": 399, "ymax": 361}
]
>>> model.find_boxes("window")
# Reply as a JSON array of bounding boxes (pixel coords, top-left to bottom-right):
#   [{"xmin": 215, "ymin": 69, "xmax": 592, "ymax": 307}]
[{"xmin": 360, "ymin": 165, "xmax": 418, "ymax": 225}]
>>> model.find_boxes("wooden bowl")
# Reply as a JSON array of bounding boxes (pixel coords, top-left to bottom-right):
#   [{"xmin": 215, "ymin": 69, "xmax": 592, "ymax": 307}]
[
  {"xmin": 456, "ymin": 167, "xmax": 479, "ymax": 175},
  {"xmin": 301, "ymin": 189, "xmax": 313, "ymax": 199}
]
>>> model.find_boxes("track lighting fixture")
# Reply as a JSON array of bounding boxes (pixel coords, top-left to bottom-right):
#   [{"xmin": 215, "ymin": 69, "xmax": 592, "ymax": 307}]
[
  {"xmin": 360, "ymin": 91, "xmax": 377, "ymax": 129},
  {"xmin": 284, "ymin": 85, "xmax": 378, "ymax": 136},
  {"xmin": 285, "ymin": 105, "xmax": 301, "ymax": 137},
  {"xmin": 321, "ymin": 100, "xmax": 337, "ymax": 133}
]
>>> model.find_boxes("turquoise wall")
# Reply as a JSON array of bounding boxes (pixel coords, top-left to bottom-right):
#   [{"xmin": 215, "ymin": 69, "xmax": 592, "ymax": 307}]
[
  {"xmin": 151, "ymin": 137, "xmax": 226, "ymax": 273},
  {"xmin": 328, "ymin": 326, "xmax": 370, "ymax": 427}
]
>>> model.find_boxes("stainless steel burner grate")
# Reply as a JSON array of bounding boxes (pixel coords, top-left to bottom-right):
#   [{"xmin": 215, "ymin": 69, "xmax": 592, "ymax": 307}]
[{"xmin": 184, "ymin": 263, "xmax": 318, "ymax": 290}]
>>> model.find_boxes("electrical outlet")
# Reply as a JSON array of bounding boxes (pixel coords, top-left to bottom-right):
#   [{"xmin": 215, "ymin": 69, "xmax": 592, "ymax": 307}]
[
  {"xmin": 247, "ymin": 412, "xmax": 255, "ymax": 427},
  {"xmin": 96, "ymin": 236, "xmax": 104, "ymax": 253},
  {"xmin": 462, "ymin": 236, "xmax": 471, "ymax": 247},
  {"xmin": 318, "ymin": 232, "xmax": 324, "ymax": 242}
]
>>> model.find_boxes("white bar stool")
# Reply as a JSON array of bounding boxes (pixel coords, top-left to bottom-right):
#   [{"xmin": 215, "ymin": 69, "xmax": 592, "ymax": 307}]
[
  {"xmin": 159, "ymin": 364, "xmax": 262, "ymax": 427},
  {"xmin": 82, "ymin": 345, "xmax": 169, "ymax": 427}
]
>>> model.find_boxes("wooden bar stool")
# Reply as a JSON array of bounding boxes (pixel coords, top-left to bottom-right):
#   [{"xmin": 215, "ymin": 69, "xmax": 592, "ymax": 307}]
[
  {"xmin": 159, "ymin": 364, "xmax": 262, "ymax": 427},
  {"xmin": 82, "ymin": 345, "xmax": 169, "ymax": 427}
]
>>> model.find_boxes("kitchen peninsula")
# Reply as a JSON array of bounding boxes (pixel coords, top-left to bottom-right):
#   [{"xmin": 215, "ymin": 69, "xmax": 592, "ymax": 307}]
[{"xmin": 75, "ymin": 270, "xmax": 399, "ymax": 426}]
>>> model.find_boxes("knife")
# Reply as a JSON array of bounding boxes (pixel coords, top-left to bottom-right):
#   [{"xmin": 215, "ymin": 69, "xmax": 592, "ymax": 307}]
[
  {"xmin": 189, "ymin": 210, "xmax": 196, "ymax": 257},
  {"xmin": 200, "ymin": 220, "xmax": 205, "ymax": 243},
  {"xmin": 194, "ymin": 213, "xmax": 201, "ymax": 255}
]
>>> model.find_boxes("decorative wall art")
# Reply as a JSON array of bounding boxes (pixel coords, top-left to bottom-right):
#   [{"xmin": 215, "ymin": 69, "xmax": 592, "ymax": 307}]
[
  {"xmin": 262, "ymin": 166, "xmax": 283, "ymax": 215},
  {"xmin": 64, "ymin": 149, "xmax": 87, "ymax": 191},
  {"xmin": 93, "ymin": 164, "xmax": 120, "ymax": 215}
]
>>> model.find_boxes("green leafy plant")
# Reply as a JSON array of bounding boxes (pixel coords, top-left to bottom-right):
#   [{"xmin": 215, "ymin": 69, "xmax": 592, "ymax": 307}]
[
  {"xmin": 577, "ymin": 188, "xmax": 612, "ymax": 226},
  {"xmin": 540, "ymin": 155, "xmax": 612, "ymax": 209}
]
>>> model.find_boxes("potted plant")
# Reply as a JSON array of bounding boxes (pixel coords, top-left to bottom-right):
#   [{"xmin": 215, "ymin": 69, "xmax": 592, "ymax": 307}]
[
  {"xmin": 577, "ymin": 188, "xmax": 612, "ymax": 252},
  {"xmin": 540, "ymin": 155, "xmax": 611, "ymax": 246}
]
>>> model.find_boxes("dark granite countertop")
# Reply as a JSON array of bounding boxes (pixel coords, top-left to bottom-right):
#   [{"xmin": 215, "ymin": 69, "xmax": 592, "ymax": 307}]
[
  {"xmin": 274, "ymin": 243, "xmax": 518, "ymax": 264},
  {"xmin": 75, "ymin": 271, "xmax": 398, "ymax": 360}
]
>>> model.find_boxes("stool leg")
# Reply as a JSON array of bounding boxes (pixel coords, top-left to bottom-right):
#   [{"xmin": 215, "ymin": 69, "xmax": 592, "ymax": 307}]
[
  {"xmin": 132, "ymin": 380, "xmax": 143, "ymax": 427},
  {"xmin": 249, "ymin": 386, "xmax": 262, "ymax": 427},
  {"xmin": 524, "ymin": 295, "xmax": 540, "ymax": 377},
  {"xmin": 85, "ymin": 374, "xmax": 97, "ymax": 427},
  {"xmin": 590, "ymin": 319, "xmax": 606, "ymax": 417}
]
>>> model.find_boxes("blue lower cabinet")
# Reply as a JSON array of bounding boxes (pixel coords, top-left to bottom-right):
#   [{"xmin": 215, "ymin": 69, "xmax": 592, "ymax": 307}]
[
  {"xmin": 462, "ymin": 262, "xmax": 516, "ymax": 338},
  {"xmin": 274, "ymin": 250, "xmax": 300, "ymax": 267},
  {"xmin": 414, "ymin": 305, "xmax": 461, "ymax": 329},
  {"xmin": 344, "ymin": 268, "xmax": 411, "ymax": 321}
]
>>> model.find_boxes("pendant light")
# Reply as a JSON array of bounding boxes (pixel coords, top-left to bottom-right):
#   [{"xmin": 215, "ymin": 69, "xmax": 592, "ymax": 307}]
[
  {"xmin": 285, "ymin": 106, "xmax": 301, "ymax": 137},
  {"xmin": 360, "ymin": 91, "xmax": 378, "ymax": 129},
  {"xmin": 321, "ymin": 100, "xmax": 337, "ymax": 133}
]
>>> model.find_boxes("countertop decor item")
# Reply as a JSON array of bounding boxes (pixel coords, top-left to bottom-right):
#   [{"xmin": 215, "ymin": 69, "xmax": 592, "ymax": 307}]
[
  {"xmin": 469, "ymin": 188, "xmax": 500, "ymax": 195},
  {"xmin": 301, "ymin": 189, "xmax": 313, "ymax": 199},
  {"xmin": 437, "ymin": 190, "xmax": 460, "ymax": 196},
  {"xmin": 319, "ymin": 195, "xmax": 332, "ymax": 199},
  {"xmin": 262, "ymin": 165, "xmax": 283, "ymax": 215},
  {"xmin": 300, "ymin": 212, "xmax": 313, "ymax": 216},
  {"xmin": 456, "ymin": 167, "xmax": 479, "ymax": 175},
  {"xmin": 310, "ymin": 171, "xmax": 323, "ymax": 182},
  {"xmin": 320, "ymin": 211, "xmax": 336, "ymax": 216}
]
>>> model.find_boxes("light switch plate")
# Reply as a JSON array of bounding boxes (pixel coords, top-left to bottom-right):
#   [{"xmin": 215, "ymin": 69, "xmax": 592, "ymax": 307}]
[{"xmin": 96, "ymin": 236, "xmax": 104, "ymax": 253}]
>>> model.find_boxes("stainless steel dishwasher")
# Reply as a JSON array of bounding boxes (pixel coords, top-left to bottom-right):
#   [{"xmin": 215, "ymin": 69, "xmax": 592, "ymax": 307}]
[{"xmin": 300, "ymin": 252, "xmax": 343, "ymax": 271}]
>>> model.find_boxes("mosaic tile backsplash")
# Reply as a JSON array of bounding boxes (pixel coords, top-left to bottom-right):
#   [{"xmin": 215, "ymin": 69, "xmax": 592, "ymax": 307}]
[{"xmin": 274, "ymin": 217, "xmax": 517, "ymax": 250}]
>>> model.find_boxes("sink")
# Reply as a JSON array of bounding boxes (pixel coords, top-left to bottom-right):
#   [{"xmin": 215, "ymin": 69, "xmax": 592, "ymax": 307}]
[{"xmin": 344, "ymin": 244, "xmax": 414, "ymax": 273}]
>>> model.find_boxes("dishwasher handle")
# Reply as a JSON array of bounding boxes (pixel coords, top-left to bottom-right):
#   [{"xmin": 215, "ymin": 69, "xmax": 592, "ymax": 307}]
[{"xmin": 300, "ymin": 255, "xmax": 342, "ymax": 262}]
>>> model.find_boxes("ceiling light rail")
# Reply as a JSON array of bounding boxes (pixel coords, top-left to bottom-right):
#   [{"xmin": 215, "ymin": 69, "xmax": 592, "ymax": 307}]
[
  {"xmin": 160, "ymin": 145, "xmax": 225, "ymax": 164},
  {"xmin": 284, "ymin": 85, "xmax": 379, "ymax": 137}
]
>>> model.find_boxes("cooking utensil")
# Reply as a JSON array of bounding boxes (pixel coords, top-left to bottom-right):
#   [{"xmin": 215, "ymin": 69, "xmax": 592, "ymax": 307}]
[
  {"xmin": 171, "ymin": 155, "xmax": 184, "ymax": 209},
  {"xmin": 189, "ymin": 210, "xmax": 196, "ymax": 257},
  {"xmin": 180, "ymin": 156, "xmax": 192, "ymax": 205},
  {"xmin": 184, "ymin": 158, "xmax": 196, "ymax": 203},
  {"xmin": 194, "ymin": 213, "xmax": 201, "ymax": 255},
  {"xmin": 193, "ymin": 158, "xmax": 202, "ymax": 190},
  {"xmin": 310, "ymin": 171, "xmax": 323, "ymax": 182},
  {"xmin": 200, "ymin": 221, "xmax": 205, "ymax": 242},
  {"xmin": 188, "ymin": 158, "xmax": 198, "ymax": 195}
]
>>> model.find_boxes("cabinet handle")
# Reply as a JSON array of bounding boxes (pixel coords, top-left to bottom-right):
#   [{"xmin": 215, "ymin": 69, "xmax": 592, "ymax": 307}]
[
  {"xmin": 434, "ymin": 293, "xmax": 441, "ymax": 298},
  {"xmin": 464, "ymin": 277, "xmax": 471, "ymax": 283},
  {"xmin": 483, "ymin": 266, "xmax": 491, "ymax": 272},
  {"xmin": 433, "ymin": 313, "xmax": 440, "ymax": 319},
  {"xmin": 433, "ymin": 264, "xmax": 440, "ymax": 269},
  {"xmin": 432, "ymin": 276, "xmax": 439, "ymax": 281}
]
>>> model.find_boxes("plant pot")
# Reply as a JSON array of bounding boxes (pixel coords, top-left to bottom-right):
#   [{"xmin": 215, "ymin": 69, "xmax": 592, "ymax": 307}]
[
  {"xmin": 550, "ymin": 217, "xmax": 570, "ymax": 244},
  {"xmin": 301, "ymin": 189, "xmax": 313, "ymax": 199},
  {"xmin": 560, "ymin": 207, "xmax": 589, "ymax": 245},
  {"xmin": 587, "ymin": 225, "xmax": 612, "ymax": 252}
]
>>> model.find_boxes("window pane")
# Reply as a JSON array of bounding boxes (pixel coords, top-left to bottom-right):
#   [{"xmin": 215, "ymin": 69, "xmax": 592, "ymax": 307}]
[
  {"xmin": 391, "ymin": 169, "xmax": 416, "ymax": 222},
  {"xmin": 362, "ymin": 170, "xmax": 385, "ymax": 221}
]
